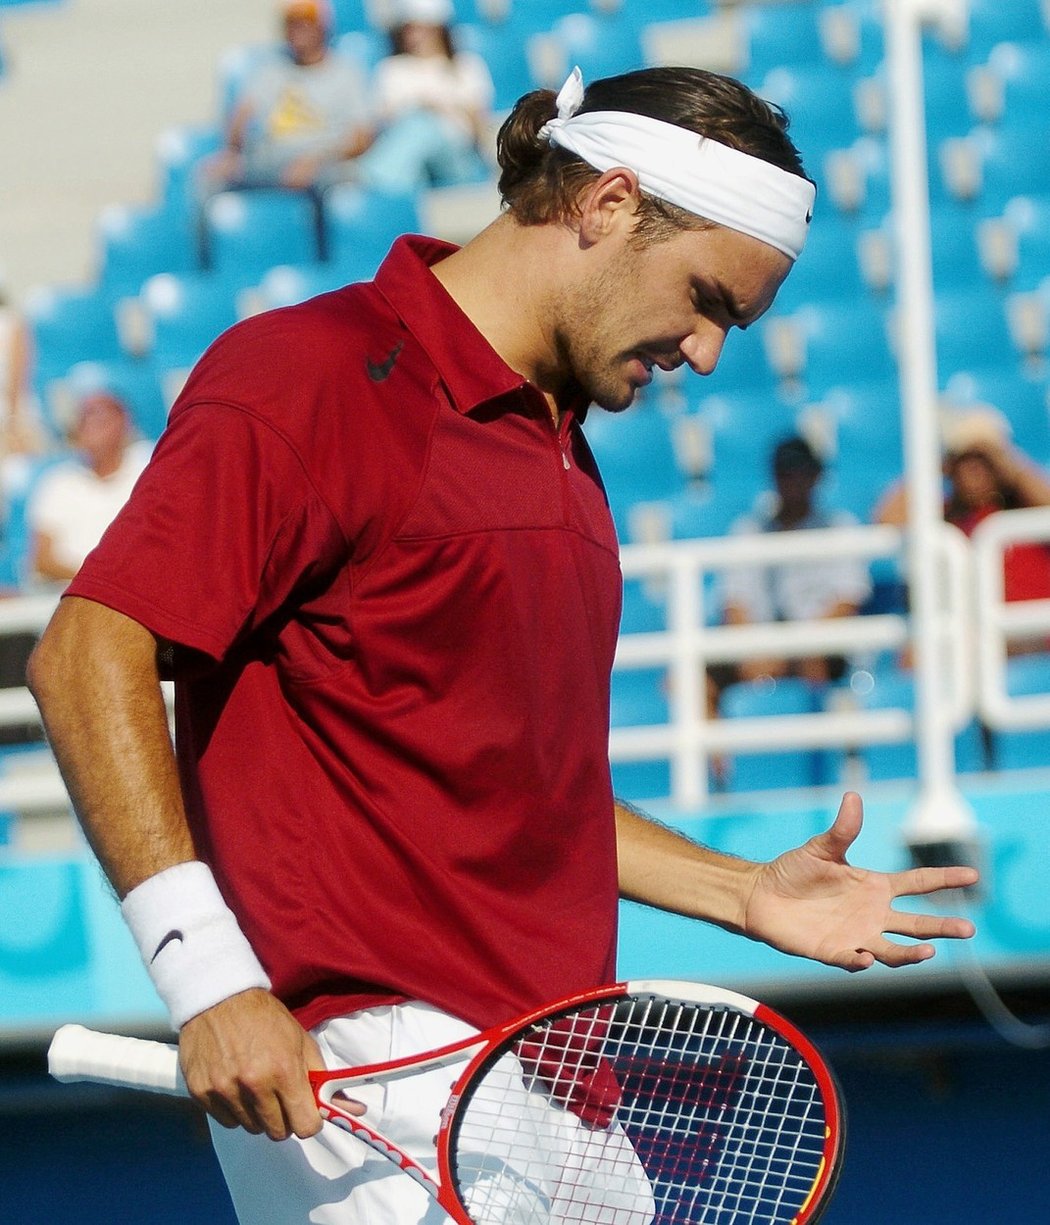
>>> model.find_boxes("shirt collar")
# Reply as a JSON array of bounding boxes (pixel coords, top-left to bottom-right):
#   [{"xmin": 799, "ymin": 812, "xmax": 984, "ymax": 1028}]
[{"xmin": 373, "ymin": 234, "xmax": 589, "ymax": 425}]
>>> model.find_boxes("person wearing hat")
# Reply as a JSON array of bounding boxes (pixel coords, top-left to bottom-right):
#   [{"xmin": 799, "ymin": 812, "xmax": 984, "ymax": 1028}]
[
  {"xmin": 351, "ymin": 0, "xmax": 495, "ymax": 194},
  {"xmin": 712, "ymin": 433, "xmax": 872, "ymax": 708},
  {"xmin": 201, "ymin": 0, "xmax": 373, "ymax": 196},
  {"xmin": 30, "ymin": 66, "xmax": 976, "ymax": 1223},
  {"xmin": 877, "ymin": 404, "xmax": 1050, "ymax": 607}
]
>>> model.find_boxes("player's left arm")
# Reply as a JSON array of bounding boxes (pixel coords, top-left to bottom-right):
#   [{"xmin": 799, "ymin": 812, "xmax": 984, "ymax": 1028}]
[{"xmin": 614, "ymin": 791, "xmax": 977, "ymax": 971}]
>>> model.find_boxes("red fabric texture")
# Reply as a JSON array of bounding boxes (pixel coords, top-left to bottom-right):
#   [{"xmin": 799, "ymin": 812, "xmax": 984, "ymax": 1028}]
[{"xmin": 67, "ymin": 236, "xmax": 623, "ymax": 1030}]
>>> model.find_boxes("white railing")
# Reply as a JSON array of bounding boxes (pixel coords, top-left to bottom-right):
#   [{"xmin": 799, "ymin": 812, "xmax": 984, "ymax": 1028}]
[
  {"xmin": 2, "ymin": 508, "xmax": 1050, "ymax": 832},
  {"xmin": 615, "ymin": 521, "xmax": 974, "ymax": 805}
]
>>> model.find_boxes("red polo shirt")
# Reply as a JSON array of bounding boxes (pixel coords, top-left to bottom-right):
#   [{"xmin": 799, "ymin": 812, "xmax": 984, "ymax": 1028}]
[{"xmin": 67, "ymin": 236, "xmax": 624, "ymax": 1031}]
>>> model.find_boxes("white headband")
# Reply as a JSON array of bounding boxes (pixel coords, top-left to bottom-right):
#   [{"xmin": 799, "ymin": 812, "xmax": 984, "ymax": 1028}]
[{"xmin": 539, "ymin": 68, "xmax": 815, "ymax": 261}]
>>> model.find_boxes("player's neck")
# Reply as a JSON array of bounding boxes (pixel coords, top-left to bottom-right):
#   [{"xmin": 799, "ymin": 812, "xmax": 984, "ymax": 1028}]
[{"xmin": 431, "ymin": 215, "xmax": 572, "ymax": 414}]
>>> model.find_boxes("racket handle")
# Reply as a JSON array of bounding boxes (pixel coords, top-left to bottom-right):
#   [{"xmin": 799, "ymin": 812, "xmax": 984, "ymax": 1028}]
[{"xmin": 48, "ymin": 1024, "xmax": 187, "ymax": 1097}]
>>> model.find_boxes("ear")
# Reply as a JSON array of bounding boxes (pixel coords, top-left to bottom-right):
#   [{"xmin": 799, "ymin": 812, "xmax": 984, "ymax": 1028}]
[{"xmin": 576, "ymin": 167, "xmax": 641, "ymax": 246}]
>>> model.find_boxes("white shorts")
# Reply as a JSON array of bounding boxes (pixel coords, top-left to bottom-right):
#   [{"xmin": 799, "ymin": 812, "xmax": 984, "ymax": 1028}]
[{"xmin": 210, "ymin": 1000, "xmax": 656, "ymax": 1225}]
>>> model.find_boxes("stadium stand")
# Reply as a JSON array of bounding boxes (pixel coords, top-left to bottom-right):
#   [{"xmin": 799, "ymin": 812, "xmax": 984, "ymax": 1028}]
[{"xmin": 8, "ymin": 0, "xmax": 1050, "ymax": 804}]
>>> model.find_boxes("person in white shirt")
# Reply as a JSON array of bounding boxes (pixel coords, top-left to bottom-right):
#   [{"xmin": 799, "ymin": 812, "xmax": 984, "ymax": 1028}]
[
  {"xmin": 714, "ymin": 434, "xmax": 872, "ymax": 693},
  {"xmin": 355, "ymin": 0, "xmax": 495, "ymax": 194},
  {"xmin": 28, "ymin": 391, "xmax": 150, "ymax": 586}
]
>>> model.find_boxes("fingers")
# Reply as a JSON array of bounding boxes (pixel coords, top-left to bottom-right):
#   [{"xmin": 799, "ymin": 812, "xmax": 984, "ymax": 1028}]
[
  {"xmin": 833, "ymin": 908, "xmax": 976, "ymax": 972},
  {"xmin": 882, "ymin": 908, "xmax": 977, "ymax": 942},
  {"xmin": 891, "ymin": 864, "xmax": 980, "ymax": 897},
  {"xmin": 821, "ymin": 791, "xmax": 864, "ymax": 859},
  {"xmin": 192, "ymin": 1053, "xmax": 324, "ymax": 1140},
  {"xmin": 180, "ymin": 991, "xmax": 325, "ymax": 1142}
]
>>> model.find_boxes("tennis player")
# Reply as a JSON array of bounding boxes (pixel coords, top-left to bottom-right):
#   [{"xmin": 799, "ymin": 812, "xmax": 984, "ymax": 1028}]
[{"xmin": 28, "ymin": 66, "xmax": 978, "ymax": 1224}]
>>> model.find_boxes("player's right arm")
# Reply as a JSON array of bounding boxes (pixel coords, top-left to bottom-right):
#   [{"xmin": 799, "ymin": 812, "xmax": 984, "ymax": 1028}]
[{"xmin": 27, "ymin": 595, "xmax": 323, "ymax": 1140}]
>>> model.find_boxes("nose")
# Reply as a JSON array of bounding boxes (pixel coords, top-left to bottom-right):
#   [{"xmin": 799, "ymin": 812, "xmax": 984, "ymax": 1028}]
[{"xmin": 679, "ymin": 321, "xmax": 728, "ymax": 376}]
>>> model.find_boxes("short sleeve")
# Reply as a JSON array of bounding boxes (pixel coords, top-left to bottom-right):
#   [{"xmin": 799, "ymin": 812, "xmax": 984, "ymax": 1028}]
[{"xmin": 66, "ymin": 403, "xmax": 348, "ymax": 661}]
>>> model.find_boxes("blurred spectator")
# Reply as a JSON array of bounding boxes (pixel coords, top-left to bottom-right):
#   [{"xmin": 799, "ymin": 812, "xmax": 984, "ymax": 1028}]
[
  {"xmin": 354, "ymin": 0, "xmax": 495, "ymax": 194},
  {"xmin": 711, "ymin": 435, "xmax": 873, "ymax": 704},
  {"xmin": 200, "ymin": 0, "xmax": 372, "ymax": 197},
  {"xmin": 0, "ymin": 277, "xmax": 45, "ymax": 483},
  {"xmin": 876, "ymin": 405, "xmax": 1050, "ymax": 654},
  {"xmin": 876, "ymin": 405, "xmax": 1050, "ymax": 603},
  {"xmin": 27, "ymin": 392, "xmax": 151, "ymax": 587}
]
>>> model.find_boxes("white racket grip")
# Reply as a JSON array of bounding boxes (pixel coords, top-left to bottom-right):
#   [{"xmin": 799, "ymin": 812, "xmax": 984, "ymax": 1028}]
[{"xmin": 48, "ymin": 1024, "xmax": 188, "ymax": 1097}]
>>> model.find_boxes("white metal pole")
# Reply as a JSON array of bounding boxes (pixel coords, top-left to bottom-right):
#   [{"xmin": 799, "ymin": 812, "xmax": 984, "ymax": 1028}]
[{"xmin": 883, "ymin": 0, "xmax": 978, "ymax": 851}]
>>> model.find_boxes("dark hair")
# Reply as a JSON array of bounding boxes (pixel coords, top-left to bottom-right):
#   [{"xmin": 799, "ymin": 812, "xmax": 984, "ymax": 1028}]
[
  {"xmin": 389, "ymin": 20, "xmax": 455, "ymax": 59},
  {"xmin": 497, "ymin": 67, "xmax": 810, "ymax": 242},
  {"xmin": 772, "ymin": 435, "xmax": 822, "ymax": 476}
]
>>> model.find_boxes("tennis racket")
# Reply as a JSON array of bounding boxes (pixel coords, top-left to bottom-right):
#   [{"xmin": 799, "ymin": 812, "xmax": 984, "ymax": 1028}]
[{"xmin": 48, "ymin": 978, "xmax": 844, "ymax": 1224}]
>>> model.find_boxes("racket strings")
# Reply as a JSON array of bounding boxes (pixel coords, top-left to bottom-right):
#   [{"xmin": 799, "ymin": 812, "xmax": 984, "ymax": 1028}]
[{"xmin": 449, "ymin": 994, "xmax": 832, "ymax": 1225}]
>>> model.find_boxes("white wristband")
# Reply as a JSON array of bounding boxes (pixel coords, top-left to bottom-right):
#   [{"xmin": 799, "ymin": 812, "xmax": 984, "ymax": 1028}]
[{"xmin": 121, "ymin": 860, "xmax": 271, "ymax": 1030}]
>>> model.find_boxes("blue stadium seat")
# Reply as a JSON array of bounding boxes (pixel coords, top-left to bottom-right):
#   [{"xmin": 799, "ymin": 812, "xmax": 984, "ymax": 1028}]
[
  {"xmin": 609, "ymin": 665, "xmax": 671, "ymax": 800},
  {"xmin": 860, "ymin": 204, "xmax": 992, "ymax": 296},
  {"xmin": 252, "ymin": 261, "xmax": 356, "ymax": 310},
  {"xmin": 457, "ymin": 21, "xmax": 538, "ymax": 111},
  {"xmin": 583, "ymin": 403, "xmax": 684, "ymax": 537},
  {"xmin": 701, "ymin": 322, "xmax": 782, "ymax": 395},
  {"xmin": 933, "ymin": 286, "xmax": 1018, "ymax": 378},
  {"xmin": 930, "ymin": 202, "xmax": 993, "ymax": 291},
  {"xmin": 719, "ymin": 676, "xmax": 825, "ymax": 792},
  {"xmin": 154, "ymin": 124, "xmax": 222, "ymax": 214},
  {"xmin": 959, "ymin": 0, "xmax": 1050, "ymax": 58},
  {"xmin": 95, "ymin": 203, "xmax": 198, "ymax": 299},
  {"xmin": 323, "ymin": 183, "xmax": 421, "ymax": 277},
  {"xmin": 23, "ymin": 285, "xmax": 123, "ymax": 409},
  {"xmin": 543, "ymin": 11, "xmax": 644, "ymax": 83},
  {"xmin": 329, "ymin": 0, "xmax": 371, "ymax": 36},
  {"xmin": 617, "ymin": 0, "xmax": 715, "ymax": 31},
  {"xmin": 692, "ymin": 389, "xmax": 802, "ymax": 500},
  {"xmin": 943, "ymin": 121, "xmax": 1050, "ymax": 211},
  {"xmin": 818, "ymin": 0, "xmax": 885, "ymax": 73},
  {"xmin": 140, "ymin": 271, "xmax": 241, "ymax": 373},
  {"xmin": 855, "ymin": 668, "xmax": 988, "ymax": 779},
  {"xmin": 740, "ymin": 1, "xmax": 829, "ymax": 77},
  {"xmin": 668, "ymin": 482, "xmax": 750, "ymax": 543},
  {"xmin": 999, "ymin": 193, "xmax": 1050, "ymax": 293},
  {"xmin": 782, "ymin": 299, "xmax": 898, "ymax": 394},
  {"xmin": 820, "ymin": 136, "xmax": 892, "ymax": 220},
  {"xmin": 609, "ymin": 666, "xmax": 671, "ymax": 798},
  {"xmin": 977, "ymin": 39, "xmax": 1050, "ymax": 127},
  {"xmin": 772, "ymin": 212, "xmax": 868, "ymax": 312},
  {"xmin": 756, "ymin": 64, "xmax": 861, "ymax": 159},
  {"xmin": 816, "ymin": 379, "xmax": 903, "ymax": 520},
  {"xmin": 203, "ymin": 189, "xmax": 322, "ymax": 280},
  {"xmin": 619, "ymin": 578, "xmax": 668, "ymax": 635},
  {"xmin": 921, "ymin": 45, "xmax": 978, "ymax": 140}
]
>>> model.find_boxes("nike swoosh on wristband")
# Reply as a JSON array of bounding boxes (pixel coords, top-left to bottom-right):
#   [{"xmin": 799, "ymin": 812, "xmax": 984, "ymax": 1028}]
[
  {"xmin": 151, "ymin": 930, "xmax": 185, "ymax": 962},
  {"xmin": 366, "ymin": 340, "xmax": 404, "ymax": 382}
]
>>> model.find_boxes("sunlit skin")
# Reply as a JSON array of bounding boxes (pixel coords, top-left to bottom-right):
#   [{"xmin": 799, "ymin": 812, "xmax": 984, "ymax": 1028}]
[
  {"xmin": 948, "ymin": 452, "xmax": 1003, "ymax": 509},
  {"xmin": 432, "ymin": 167, "xmax": 792, "ymax": 418},
  {"xmin": 549, "ymin": 218, "xmax": 791, "ymax": 413},
  {"xmin": 284, "ymin": 15, "xmax": 328, "ymax": 66}
]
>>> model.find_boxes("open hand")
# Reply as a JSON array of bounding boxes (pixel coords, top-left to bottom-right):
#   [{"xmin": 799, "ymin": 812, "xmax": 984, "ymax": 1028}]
[{"xmin": 743, "ymin": 792, "xmax": 978, "ymax": 971}]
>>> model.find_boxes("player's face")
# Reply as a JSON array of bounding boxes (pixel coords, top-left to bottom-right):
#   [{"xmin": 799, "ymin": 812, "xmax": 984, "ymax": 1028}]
[{"xmin": 560, "ymin": 223, "xmax": 792, "ymax": 412}]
